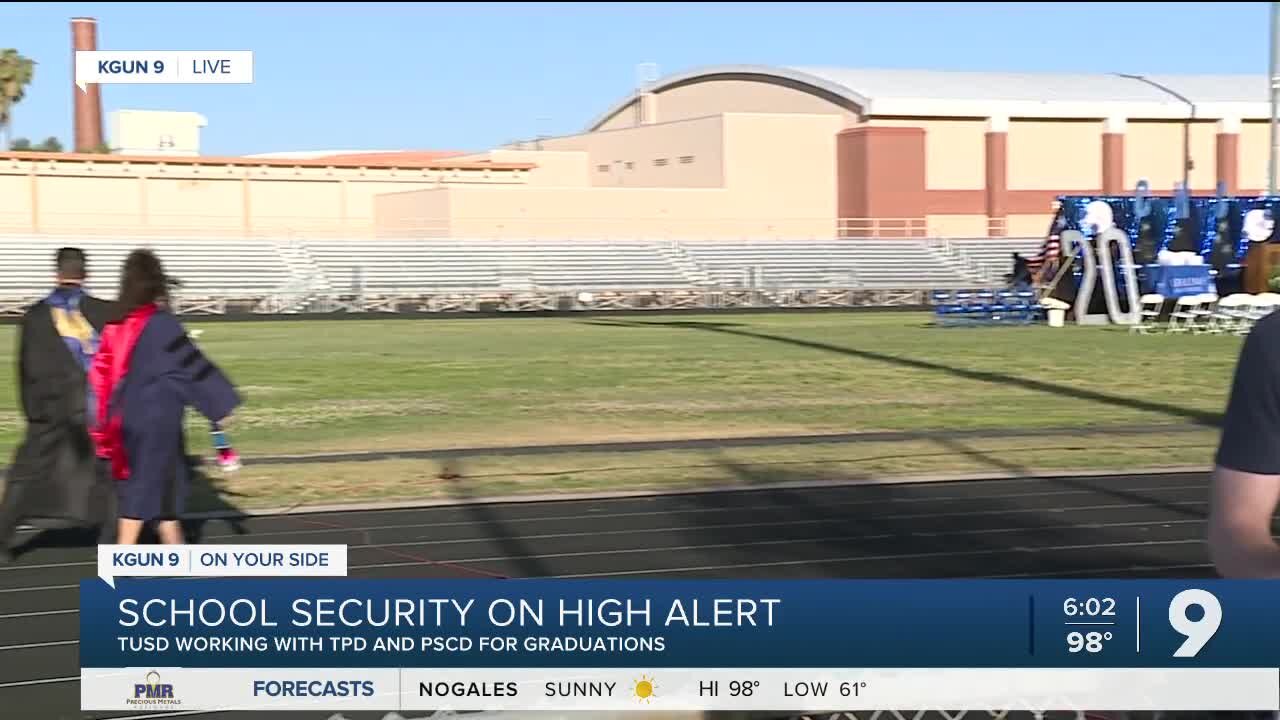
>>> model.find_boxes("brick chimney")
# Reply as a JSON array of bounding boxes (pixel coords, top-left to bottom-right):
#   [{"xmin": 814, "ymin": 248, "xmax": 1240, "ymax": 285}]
[{"xmin": 71, "ymin": 17, "xmax": 104, "ymax": 151}]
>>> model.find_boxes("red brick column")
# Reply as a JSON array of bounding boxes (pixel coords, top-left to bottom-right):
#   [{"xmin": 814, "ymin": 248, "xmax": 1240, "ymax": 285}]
[
  {"xmin": 71, "ymin": 17, "xmax": 104, "ymax": 152},
  {"xmin": 836, "ymin": 126, "xmax": 926, "ymax": 237},
  {"xmin": 984, "ymin": 117, "xmax": 1008, "ymax": 237},
  {"xmin": 1217, "ymin": 117, "xmax": 1240, "ymax": 194},
  {"xmin": 1101, "ymin": 117, "xmax": 1125, "ymax": 195}
]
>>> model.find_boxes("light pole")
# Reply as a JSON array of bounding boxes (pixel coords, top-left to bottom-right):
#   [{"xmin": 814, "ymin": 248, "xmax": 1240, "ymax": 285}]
[
  {"xmin": 1270, "ymin": 1, "xmax": 1279, "ymax": 195},
  {"xmin": 1116, "ymin": 73, "xmax": 1195, "ymax": 192}
]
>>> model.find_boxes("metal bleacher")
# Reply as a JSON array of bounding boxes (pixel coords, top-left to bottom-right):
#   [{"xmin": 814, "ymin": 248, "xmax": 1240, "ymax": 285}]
[
  {"xmin": 0, "ymin": 235, "xmax": 1033, "ymax": 315},
  {"xmin": 840, "ymin": 239, "xmax": 987, "ymax": 288},
  {"xmin": 305, "ymin": 240, "xmax": 688, "ymax": 293},
  {"xmin": 678, "ymin": 241, "xmax": 864, "ymax": 287},
  {"xmin": 0, "ymin": 237, "xmax": 288, "ymax": 309},
  {"xmin": 942, "ymin": 237, "xmax": 1045, "ymax": 282},
  {"xmin": 677, "ymin": 238, "xmax": 1033, "ymax": 289}
]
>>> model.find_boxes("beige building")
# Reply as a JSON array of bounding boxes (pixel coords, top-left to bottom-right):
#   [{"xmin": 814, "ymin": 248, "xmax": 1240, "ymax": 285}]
[
  {"xmin": 108, "ymin": 109, "xmax": 209, "ymax": 156},
  {"xmin": 4, "ymin": 65, "xmax": 1274, "ymax": 240},
  {"xmin": 415, "ymin": 65, "xmax": 1270, "ymax": 239}
]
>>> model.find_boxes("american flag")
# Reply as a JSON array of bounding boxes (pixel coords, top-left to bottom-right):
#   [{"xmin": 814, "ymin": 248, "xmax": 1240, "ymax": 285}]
[{"xmin": 1027, "ymin": 208, "xmax": 1067, "ymax": 275}]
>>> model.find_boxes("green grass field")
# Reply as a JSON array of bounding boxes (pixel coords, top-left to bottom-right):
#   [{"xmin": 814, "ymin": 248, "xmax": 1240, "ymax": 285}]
[{"xmin": 0, "ymin": 312, "xmax": 1240, "ymax": 509}]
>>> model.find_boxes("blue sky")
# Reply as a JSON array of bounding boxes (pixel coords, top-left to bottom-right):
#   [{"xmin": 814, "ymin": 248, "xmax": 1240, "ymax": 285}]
[{"xmin": 0, "ymin": 2, "xmax": 1274, "ymax": 155}]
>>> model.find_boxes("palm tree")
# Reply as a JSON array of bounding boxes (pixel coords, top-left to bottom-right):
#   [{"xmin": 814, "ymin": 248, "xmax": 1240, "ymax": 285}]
[{"xmin": 0, "ymin": 50, "xmax": 36, "ymax": 151}]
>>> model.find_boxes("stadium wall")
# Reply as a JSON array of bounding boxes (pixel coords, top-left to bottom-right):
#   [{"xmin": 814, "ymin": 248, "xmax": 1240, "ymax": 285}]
[{"xmin": 0, "ymin": 152, "xmax": 533, "ymax": 238}]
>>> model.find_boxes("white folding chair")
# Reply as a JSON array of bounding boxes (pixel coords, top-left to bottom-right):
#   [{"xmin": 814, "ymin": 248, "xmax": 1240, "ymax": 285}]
[
  {"xmin": 1191, "ymin": 293, "xmax": 1220, "ymax": 334},
  {"xmin": 1130, "ymin": 293, "xmax": 1165, "ymax": 334},
  {"xmin": 1238, "ymin": 294, "xmax": 1280, "ymax": 335},
  {"xmin": 1166, "ymin": 295, "xmax": 1199, "ymax": 333},
  {"xmin": 1211, "ymin": 294, "xmax": 1250, "ymax": 334},
  {"xmin": 1213, "ymin": 292, "xmax": 1244, "ymax": 333}
]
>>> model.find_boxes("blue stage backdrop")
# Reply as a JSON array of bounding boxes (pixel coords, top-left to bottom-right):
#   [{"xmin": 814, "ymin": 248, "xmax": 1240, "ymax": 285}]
[
  {"xmin": 1058, "ymin": 195, "xmax": 1280, "ymax": 265},
  {"xmin": 80, "ymin": 579, "xmax": 1280, "ymax": 669}
]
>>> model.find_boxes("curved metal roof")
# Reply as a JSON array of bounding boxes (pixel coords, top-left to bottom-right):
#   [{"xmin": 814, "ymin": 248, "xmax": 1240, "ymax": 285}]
[{"xmin": 588, "ymin": 64, "xmax": 1270, "ymax": 130}]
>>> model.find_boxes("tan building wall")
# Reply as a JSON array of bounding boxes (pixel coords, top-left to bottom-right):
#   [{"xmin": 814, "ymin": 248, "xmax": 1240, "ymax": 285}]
[
  {"xmin": 1240, "ymin": 121, "xmax": 1270, "ymax": 191},
  {"xmin": 595, "ymin": 78, "xmax": 859, "ymax": 132},
  {"xmin": 382, "ymin": 186, "xmax": 728, "ymax": 238},
  {"xmin": 868, "ymin": 118, "xmax": 987, "ymax": 190},
  {"xmin": 1123, "ymin": 120, "xmax": 1218, "ymax": 191},
  {"xmin": 1007, "ymin": 120, "xmax": 1103, "ymax": 191},
  {"xmin": 135, "ymin": 177, "xmax": 244, "ymax": 235},
  {"xmin": 927, "ymin": 214, "xmax": 991, "ymax": 237},
  {"xmin": 522, "ymin": 116, "xmax": 726, "ymax": 188},
  {"xmin": 1005, "ymin": 213, "xmax": 1054, "ymax": 238},
  {"xmin": 721, "ymin": 113, "xmax": 841, "ymax": 225},
  {"xmin": 377, "ymin": 183, "xmax": 835, "ymax": 239},
  {"xmin": 496, "ymin": 150, "xmax": 590, "ymax": 186},
  {"xmin": 435, "ymin": 186, "xmax": 832, "ymax": 239},
  {"xmin": 452, "ymin": 149, "xmax": 591, "ymax": 186},
  {"xmin": 0, "ymin": 173, "xmax": 33, "ymax": 228},
  {"xmin": 374, "ymin": 187, "xmax": 452, "ymax": 237},
  {"xmin": 0, "ymin": 153, "xmax": 532, "ymax": 238},
  {"xmin": 376, "ymin": 113, "xmax": 841, "ymax": 239}
]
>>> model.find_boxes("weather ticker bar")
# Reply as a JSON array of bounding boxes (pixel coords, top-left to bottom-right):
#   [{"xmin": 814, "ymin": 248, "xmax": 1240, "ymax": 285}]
[{"xmin": 81, "ymin": 667, "xmax": 1280, "ymax": 712}]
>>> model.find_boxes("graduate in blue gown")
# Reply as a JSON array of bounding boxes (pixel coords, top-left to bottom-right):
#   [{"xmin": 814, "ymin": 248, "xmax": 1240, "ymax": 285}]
[{"xmin": 90, "ymin": 250, "xmax": 241, "ymax": 546}]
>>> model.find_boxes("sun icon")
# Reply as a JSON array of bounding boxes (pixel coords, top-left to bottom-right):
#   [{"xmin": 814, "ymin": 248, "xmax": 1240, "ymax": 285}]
[{"xmin": 632, "ymin": 675, "xmax": 657, "ymax": 703}]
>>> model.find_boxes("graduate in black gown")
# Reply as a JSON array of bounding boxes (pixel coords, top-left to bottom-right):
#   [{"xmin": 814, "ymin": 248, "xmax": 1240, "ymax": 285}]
[
  {"xmin": 0, "ymin": 248, "xmax": 117, "ymax": 563},
  {"xmin": 90, "ymin": 250, "xmax": 240, "ymax": 545}
]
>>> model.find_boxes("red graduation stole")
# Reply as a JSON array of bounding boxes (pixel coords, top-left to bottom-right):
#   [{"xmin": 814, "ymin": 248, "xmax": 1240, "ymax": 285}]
[{"xmin": 90, "ymin": 303, "xmax": 157, "ymax": 480}]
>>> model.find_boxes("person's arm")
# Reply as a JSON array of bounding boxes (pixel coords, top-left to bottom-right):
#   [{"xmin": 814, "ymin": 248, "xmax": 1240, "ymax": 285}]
[
  {"xmin": 1210, "ymin": 319, "xmax": 1280, "ymax": 577},
  {"xmin": 81, "ymin": 296, "xmax": 115, "ymax": 331},
  {"xmin": 153, "ymin": 313, "xmax": 241, "ymax": 423},
  {"xmin": 1208, "ymin": 466, "xmax": 1280, "ymax": 577}
]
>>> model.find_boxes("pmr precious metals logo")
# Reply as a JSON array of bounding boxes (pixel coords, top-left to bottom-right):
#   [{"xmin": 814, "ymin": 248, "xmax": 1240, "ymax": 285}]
[{"xmin": 127, "ymin": 670, "xmax": 181, "ymax": 708}]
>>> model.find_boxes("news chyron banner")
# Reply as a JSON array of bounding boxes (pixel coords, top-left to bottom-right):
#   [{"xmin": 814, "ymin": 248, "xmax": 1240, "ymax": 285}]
[{"xmin": 86, "ymin": 547, "xmax": 1280, "ymax": 713}]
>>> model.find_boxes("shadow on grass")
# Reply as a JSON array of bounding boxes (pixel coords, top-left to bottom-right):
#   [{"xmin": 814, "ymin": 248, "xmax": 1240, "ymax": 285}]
[{"xmin": 579, "ymin": 318, "xmax": 1223, "ymax": 428}]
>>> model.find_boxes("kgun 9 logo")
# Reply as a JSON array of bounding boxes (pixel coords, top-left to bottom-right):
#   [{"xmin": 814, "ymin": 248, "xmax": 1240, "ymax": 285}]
[{"xmin": 1168, "ymin": 588, "xmax": 1222, "ymax": 658}]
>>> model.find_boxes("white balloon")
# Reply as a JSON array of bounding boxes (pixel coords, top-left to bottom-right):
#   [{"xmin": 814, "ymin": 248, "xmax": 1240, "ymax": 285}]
[
  {"xmin": 1245, "ymin": 208, "xmax": 1274, "ymax": 242},
  {"xmin": 1083, "ymin": 200, "xmax": 1115, "ymax": 232}
]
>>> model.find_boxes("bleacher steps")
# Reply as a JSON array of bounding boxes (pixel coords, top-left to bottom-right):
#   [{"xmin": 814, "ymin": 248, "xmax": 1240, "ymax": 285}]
[{"xmin": 658, "ymin": 241, "xmax": 713, "ymax": 286}]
